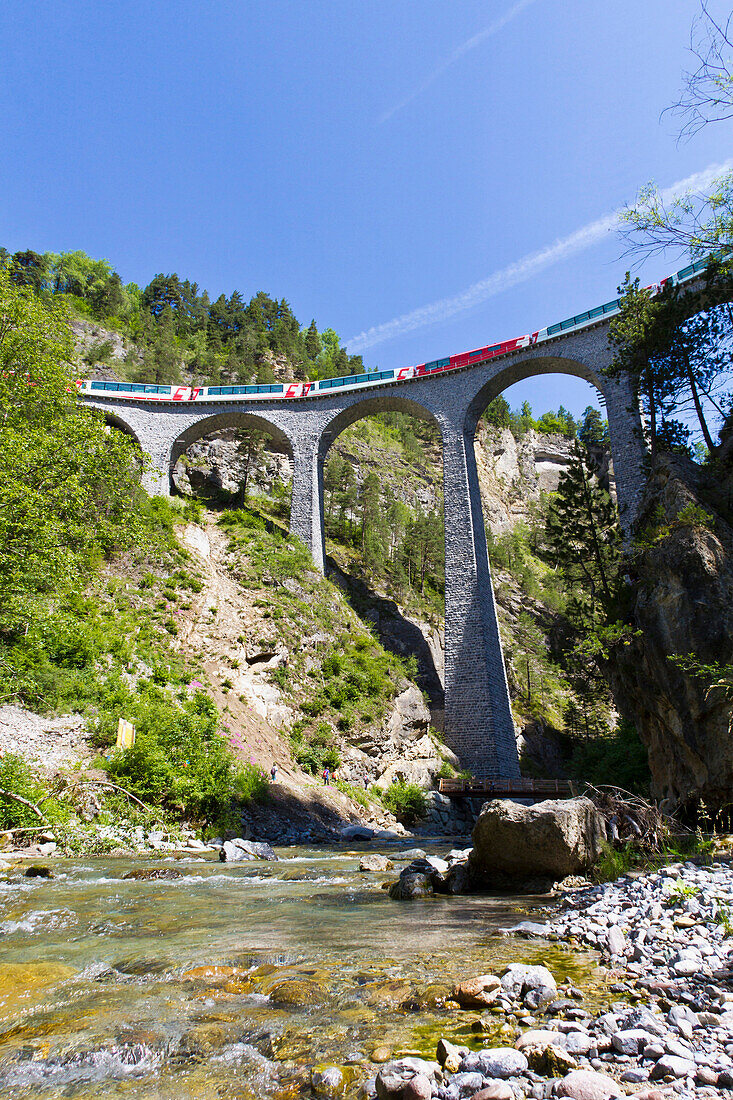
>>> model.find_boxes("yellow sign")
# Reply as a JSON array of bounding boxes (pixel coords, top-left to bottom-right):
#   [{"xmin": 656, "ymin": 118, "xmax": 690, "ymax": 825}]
[{"xmin": 116, "ymin": 719, "xmax": 136, "ymax": 749}]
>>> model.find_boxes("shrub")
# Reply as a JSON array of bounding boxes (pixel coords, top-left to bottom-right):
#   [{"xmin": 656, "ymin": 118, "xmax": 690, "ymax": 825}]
[
  {"xmin": 236, "ymin": 763, "xmax": 270, "ymax": 804},
  {"xmin": 381, "ymin": 780, "xmax": 427, "ymax": 825},
  {"xmin": 104, "ymin": 689, "xmax": 239, "ymax": 821},
  {"xmin": 0, "ymin": 754, "xmax": 69, "ymax": 830}
]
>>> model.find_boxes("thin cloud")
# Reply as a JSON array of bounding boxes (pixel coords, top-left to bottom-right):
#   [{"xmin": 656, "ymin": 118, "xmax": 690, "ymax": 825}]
[
  {"xmin": 347, "ymin": 160, "xmax": 733, "ymax": 355},
  {"xmin": 379, "ymin": 0, "xmax": 540, "ymax": 124}
]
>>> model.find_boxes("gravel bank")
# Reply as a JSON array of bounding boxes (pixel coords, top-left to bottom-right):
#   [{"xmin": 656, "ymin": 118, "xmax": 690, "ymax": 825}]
[{"xmin": 354, "ymin": 859, "xmax": 733, "ymax": 1099}]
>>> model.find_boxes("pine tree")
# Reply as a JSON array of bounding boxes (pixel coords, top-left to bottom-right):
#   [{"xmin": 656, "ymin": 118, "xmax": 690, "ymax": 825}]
[
  {"xmin": 305, "ymin": 319, "xmax": 321, "ymax": 359},
  {"xmin": 545, "ymin": 441, "xmax": 620, "ymax": 620},
  {"xmin": 578, "ymin": 406, "xmax": 609, "ymax": 447}
]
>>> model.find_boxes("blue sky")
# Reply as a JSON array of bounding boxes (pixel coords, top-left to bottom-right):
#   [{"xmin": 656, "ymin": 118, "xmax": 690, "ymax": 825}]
[{"xmin": 1, "ymin": 0, "xmax": 731, "ymax": 417}]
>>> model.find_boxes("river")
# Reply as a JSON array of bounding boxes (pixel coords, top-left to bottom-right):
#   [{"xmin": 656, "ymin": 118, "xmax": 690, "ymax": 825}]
[{"xmin": 0, "ymin": 846, "xmax": 605, "ymax": 1098}]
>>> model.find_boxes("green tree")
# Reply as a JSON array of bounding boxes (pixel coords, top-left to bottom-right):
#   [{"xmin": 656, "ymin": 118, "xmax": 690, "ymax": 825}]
[
  {"xmin": 9, "ymin": 250, "xmax": 49, "ymax": 293},
  {"xmin": 484, "ymin": 394, "xmax": 512, "ymax": 429},
  {"xmin": 304, "ymin": 319, "xmax": 321, "ymax": 359},
  {"xmin": 578, "ymin": 406, "xmax": 609, "ymax": 448},
  {"xmin": 608, "ymin": 275, "xmax": 677, "ymax": 463},
  {"xmin": 545, "ymin": 441, "xmax": 620, "ymax": 620},
  {"xmin": 235, "ymin": 428, "xmax": 268, "ymax": 503},
  {"xmin": 0, "ymin": 271, "xmax": 145, "ymax": 627},
  {"xmin": 517, "ymin": 400, "xmax": 536, "ymax": 435}
]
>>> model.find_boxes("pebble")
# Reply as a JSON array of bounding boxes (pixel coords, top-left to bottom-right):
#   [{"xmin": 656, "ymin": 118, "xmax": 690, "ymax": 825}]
[{"xmin": 355, "ymin": 860, "xmax": 733, "ymax": 1100}]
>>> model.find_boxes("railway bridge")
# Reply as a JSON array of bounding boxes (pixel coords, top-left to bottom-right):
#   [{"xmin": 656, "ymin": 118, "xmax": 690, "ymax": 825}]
[{"xmin": 81, "ymin": 317, "xmax": 647, "ymax": 782}]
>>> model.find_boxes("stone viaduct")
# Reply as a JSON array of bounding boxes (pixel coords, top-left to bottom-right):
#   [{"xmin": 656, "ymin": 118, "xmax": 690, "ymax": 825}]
[{"xmin": 81, "ymin": 321, "xmax": 647, "ymax": 781}]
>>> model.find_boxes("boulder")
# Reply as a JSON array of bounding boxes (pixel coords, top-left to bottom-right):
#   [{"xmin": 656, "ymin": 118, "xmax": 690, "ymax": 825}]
[
  {"xmin": 452, "ymin": 974, "xmax": 501, "ymax": 1007},
  {"xmin": 500, "ymin": 964, "xmax": 557, "ymax": 1008},
  {"xmin": 471, "ymin": 1086, "xmax": 514, "ymax": 1100},
  {"xmin": 459, "ymin": 1047, "xmax": 528, "ymax": 1078},
  {"xmin": 340, "ymin": 825, "xmax": 375, "ymax": 841},
  {"xmin": 360, "ymin": 854, "xmax": 394, "ymax": 872},
  {"xmin": 556, "ymin": 1069, "xmax": 622, "ymax": 1099},
  {"xmin": 470, "ymin": 798, "xmax": 605, "ymax": 881},
  {"xmin": 388, "ymin": 871, "xmax": 433, "ymax": 900},
  {"xmin": 375, "ymin": 1058, "xmax": 439, "ymax": 1099},
  {"xmin": 311, "ymin": 1065, "xmax": 347, "ymax": 1098},
  {"xmin": 219, "ymin": 838, "xmax": 278, "ymax": 862}
]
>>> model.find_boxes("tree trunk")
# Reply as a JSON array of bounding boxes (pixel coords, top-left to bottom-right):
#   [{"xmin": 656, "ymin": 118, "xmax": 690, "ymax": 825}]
[{"xmin": 681, "ymin": 344, "xmax": 716, "ymax": 452}]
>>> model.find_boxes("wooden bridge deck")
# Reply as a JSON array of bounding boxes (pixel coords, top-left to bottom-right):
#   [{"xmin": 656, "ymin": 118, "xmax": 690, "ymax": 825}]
[{"xmin": 438, "ymin": 777, "xmax": 574, "ymax": 800}]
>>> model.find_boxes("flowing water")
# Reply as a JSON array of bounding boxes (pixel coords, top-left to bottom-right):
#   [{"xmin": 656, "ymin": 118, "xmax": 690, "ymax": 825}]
[{"xmin": 0, "ymin": 846, "xmax": 605, "ymax": 1098}]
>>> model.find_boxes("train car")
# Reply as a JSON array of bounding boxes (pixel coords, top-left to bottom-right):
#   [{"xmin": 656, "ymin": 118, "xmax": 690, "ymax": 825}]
[
  {"xmin": 77, "ymin": 380, "xmax": 199, "ymax": 401},
  {"xmin": 76, "ymin": 252, "xmax": 725, "ymax": 406}
]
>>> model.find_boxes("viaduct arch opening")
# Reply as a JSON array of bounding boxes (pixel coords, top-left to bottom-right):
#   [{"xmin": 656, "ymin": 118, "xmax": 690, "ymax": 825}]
[
  {"xmin": 169, "ymin": 412, "xmax": 294, "ymax": 523},
  {"xmin": 318, "ymin": 395, "xmax": 446, "ymax": 730},
  {"xmin": 465, "ymin": 363, "xmax": 618, "ymax": 750}
]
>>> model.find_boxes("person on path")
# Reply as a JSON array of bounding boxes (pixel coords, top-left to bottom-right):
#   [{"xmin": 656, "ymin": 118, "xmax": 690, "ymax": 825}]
[
  {"xmin": 270, "ymin": 763, "xmax": 278, "ymax": 783},
  {"xmin": 322, "ymin": 767, "xmax": 330, "ymax": 786}
]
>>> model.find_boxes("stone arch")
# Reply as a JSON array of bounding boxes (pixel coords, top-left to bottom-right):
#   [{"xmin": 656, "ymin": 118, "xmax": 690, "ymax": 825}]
[
  {"xmin": 97, "ymin": 409, "xmax": 144, "ymax": 450},
  {"xmin": 462, "ymin": 352, "xmax": 646, "ymax": 529},
  {"xmin": 464, "ymin": 354, "xmax": 606, "ymax": 439},
  {"xmin": 170, "ymin": 410, "xmax": 293, "ymax": 467},
  {"xmin": 169, "ymin": 410, "xmax": 295, "ymax": 506},
  {"xmin": 318, "ymin": 393, "xmax": 441, "ymax": 464}
]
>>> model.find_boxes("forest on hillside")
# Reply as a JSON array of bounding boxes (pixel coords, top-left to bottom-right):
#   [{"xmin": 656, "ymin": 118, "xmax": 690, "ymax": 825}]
[{"xmin": 0, "ymin": 245, "xmax": 364, "ymax": 385}]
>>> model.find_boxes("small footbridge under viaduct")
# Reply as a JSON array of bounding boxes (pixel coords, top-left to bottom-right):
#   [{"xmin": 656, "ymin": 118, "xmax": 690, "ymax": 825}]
[{"xmin": 81, "ymin": 297, "xmax": 654, "ymax": 783}]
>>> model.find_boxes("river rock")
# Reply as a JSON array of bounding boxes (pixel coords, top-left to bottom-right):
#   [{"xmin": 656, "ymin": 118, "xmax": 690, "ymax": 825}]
[
  {"xmin": 460, "ymin": 1046, "xmax": 528, "ymax": 1078},
  {"xmin": 341, "ymin": 825, "xmax": 375, "ymax": 840},
  {"xmin": 436, "ymin": 1037, "xmax": 464, "ymax": 1073},
  {"xmin": 650, "ymin": 1054, "xmax": 696, "ymax": 1080},
  {"xmin": 267, "ymin": 978, "xmax": 326, "ymax": 1006},
  {"xmin": 360, "ymin": 854, "xmax": 394, "ymax": 872},
  {"xmin": 471, "ymin": 1085, "xmax": 514, "ymax": 1100},
  {"xmin": 219, "ymin": 838, "xmax": 277, "ymax": 862},
  {"xmin": 555, "ymin": 1069, "xmax": 622, "ymax": 1099},
  {"xmin": 470, "ymin": 797, "xmax": 605, "ymax": 882},
  {"xmin": 401, "ymin": 1075, "xmax": 431, "ymax": 1100},
  {"xmin": 500, "ymin": 963, "xmax": 557, "ymax": 1008},
  {"xmin": 452, "ymin": 974, "xmax": 501, "ymax": 1007},
  {"xmin": 606, "ymin": 926, "xmax": 626, "ymax": 956},
  {"xmin": 388, "ymin": 871, "xmax": 433, "ymax": 900},
  {"xmin": 312, "ymin": 1064, "xmax": 346, "ymax": 1098},
  {"xmin": 24, "ymin": 865, "xmax": 53, "ymax": 878},
  {"xmin": 375, "ymin": 1059, "xmax": 438, "ymax": 1099},
  {"xmin": 516, "ymin": 1028, "xmax": 564, "ymax": 1051},
  {"xmin": 122, "ymin": 868, "xmax": 183, "ymax": 880}
]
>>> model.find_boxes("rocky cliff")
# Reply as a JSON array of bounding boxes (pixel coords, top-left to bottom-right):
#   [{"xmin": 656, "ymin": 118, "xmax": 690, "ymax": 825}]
[{"xmin": 608, "ymin": 452, "xmax": 733, "ymax": 813}]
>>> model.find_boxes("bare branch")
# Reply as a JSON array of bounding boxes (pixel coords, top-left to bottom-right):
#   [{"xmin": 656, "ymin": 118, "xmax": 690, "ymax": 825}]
[{"xmin": 665, "ymin": 2, "xmax": 733, "ymax": 139}]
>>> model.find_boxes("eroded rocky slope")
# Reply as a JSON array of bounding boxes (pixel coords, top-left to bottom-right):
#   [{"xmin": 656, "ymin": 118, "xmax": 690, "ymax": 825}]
[{"xmin": 608, "ymin": 450, "xmax": 733, "ymax": 812}]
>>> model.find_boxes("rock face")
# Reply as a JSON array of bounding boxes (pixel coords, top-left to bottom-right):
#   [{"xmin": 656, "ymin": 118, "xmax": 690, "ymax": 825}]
[
  {"xmin": 474, "ymin": 427, "xmax": 614, "ymax": 535},
  {"xmin": 173, "ymin": 432, "xmax": 292, "ymax": 501},
  {"xmin": 470, "ymin": 798, "xmax": 605, "ymax": 882},
  {"xmin": 608, "ymin": 453, "xmax": 733, "ymax": 811}
]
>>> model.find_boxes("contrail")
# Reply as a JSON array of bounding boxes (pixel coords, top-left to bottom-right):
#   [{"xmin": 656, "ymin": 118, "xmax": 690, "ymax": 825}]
[
  {"xmin": 378, "ymin": 0, "xmax": 540, "ymax": 124},
  {"xmin": 347, "ymin": 160, "xmax": 733, "ymax": 355}
]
